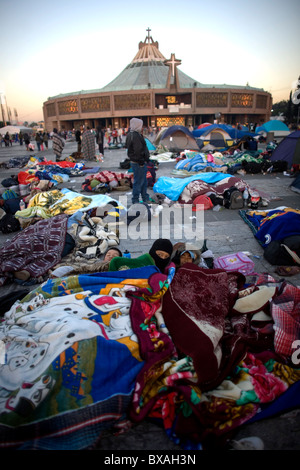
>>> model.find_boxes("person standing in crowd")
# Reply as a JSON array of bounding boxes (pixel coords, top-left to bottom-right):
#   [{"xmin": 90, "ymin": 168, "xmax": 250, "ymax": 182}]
[
  {"xmin": 75, "ymin": 128, "xmax": 82, "ymax": 153},
  {"xmin": 43, "ymin": 132, "xmax": 48, "ymax": 149},
  {"xmin": 112, "ymin": 128, "xmax": 118, "ymax": 146},
  {"xmin": 118, "ymin": 127, "xmax": 123, "ymax": 144},
  {"xmin": 125, "ymin": 117, "xmax": 150, "ymax": 205},
  {"xmin": 81, "ymin": 126, "xmax": 96, "ymax": 161},
  {"xmin": 35, "ymin": 132, "xmax": 41, "ymax": 151},
  {"xmin": 52, "ymin": 128, "xmax": 65, "ymax": 161},
  {"xmin": 19, "ymin": 131, "xmax": 24, "ymax": 146},
  {"xmin": 24, "ymin": 133, "xmax": 30, "ymax": 150},
  {"xmin": 4, "ymin": 132, "xmax": 10, "ymax": 147},
  {"xmin": 96, "ymin": 125, "xmax": 104, "ymax": 155}
]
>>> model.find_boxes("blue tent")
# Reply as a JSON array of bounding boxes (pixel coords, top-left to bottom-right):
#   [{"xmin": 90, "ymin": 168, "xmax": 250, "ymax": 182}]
[
  {"xmin": 256, "ymin": 120, "xmax": 290, "ymax": 136},
  {"xmin": 270, "ymin": 130, "xmax": 300, "ymax": 168},
  {"xmin": 145, "ymin": 137, "xmax": 156, "ymax": 152},
  {"xmin": 193, "ymin": 124, "xmax": 256, "ymax": 140}
]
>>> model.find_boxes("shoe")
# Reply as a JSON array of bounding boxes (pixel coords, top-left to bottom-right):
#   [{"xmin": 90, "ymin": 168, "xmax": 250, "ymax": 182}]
[{"xmin": 230, "ymin": 436, "xmax": 264, "ymax": 450}]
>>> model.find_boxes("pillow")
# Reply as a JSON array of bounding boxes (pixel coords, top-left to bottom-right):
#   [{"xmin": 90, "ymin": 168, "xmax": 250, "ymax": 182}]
[{"xmin": 232, "ymin": 286, "xmax": 277, "ymax": 315}]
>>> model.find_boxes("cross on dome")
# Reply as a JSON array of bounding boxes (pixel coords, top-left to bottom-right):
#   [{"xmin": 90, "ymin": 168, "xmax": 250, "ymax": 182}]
[{"xmin": 164, "ymin": 53, "xmax": 181, "ymax": 77}]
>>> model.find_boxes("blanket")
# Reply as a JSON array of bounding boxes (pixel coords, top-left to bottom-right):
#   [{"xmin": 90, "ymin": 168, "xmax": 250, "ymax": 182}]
[
  {"xmin": 0, "ymin": 266, "xmax": 161, "ymax": 449},
  {"xmin": 0, "ymin": 214, "xmax": 68, "ymax": 285},
  {"xmin": 129, "ymin": 268, "xmax": 300, "ymax": 449},
  {"xmin": 240, "ymin": 208, "xmax": 300, "ymax": 247},
  {"xmin": 153, "ymin": 173, "xmax": 231, "ymax": 201},
  {"xmin": 1, "ymin": 264, "xmax": 300, "ymax": 450},
  {"xmin": 179, "ymin": 176, "xmax": 249, "ymax": 204},
  {"xmin": 16, "ymin": 188, "xmax": 126, "ymax": 223}
]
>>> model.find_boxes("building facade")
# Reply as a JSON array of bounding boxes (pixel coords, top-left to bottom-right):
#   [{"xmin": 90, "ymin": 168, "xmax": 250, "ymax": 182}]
[{"xmin": 43, "ymin": 30, "xmax": 272, "ymax": 132}]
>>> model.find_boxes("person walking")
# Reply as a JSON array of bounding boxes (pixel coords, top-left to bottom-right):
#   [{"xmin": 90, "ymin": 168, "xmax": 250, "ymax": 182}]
[
  {"xmin": 81, "ymin": 126, "xmax": 96, "ymax": 161},
  {"xmin": 43, "ymin": 132, "xmax": 48, "ymax": 149},
  {"xmin": 52, "ymin": 128, "xmax": 65, "ymax": 161},
  {"xmin": 125, "ymin": 117, "xmax": 150, "ymax": 205}
]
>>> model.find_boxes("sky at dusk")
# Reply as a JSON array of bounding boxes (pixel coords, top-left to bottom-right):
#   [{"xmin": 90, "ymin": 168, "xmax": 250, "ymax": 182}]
[{"xmin": 0, "ymin": 0, "xmax": 299, "ymax": 123}]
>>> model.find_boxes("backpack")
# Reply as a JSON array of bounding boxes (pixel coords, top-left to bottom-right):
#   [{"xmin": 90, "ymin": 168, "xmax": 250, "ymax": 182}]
[
  {"xmin": 214, "ymin": 252, "xmax": 255, "ymax": 276},
  {"xmin": 119, "ymin": 158, "xmax": 131, "ymax": 170},
  {"xmin": 223, "ymin": 187, "xmax": 243, "ymax": 209},
  {"xmin": 0, "ymin": 213, "xmax": 20, "ymax": 233},
  {"xmin": 192, "ymin": 194, "xmax": 213, "ymax": 211},
  {"xmin": 1, "ymin": 189, "xmax": 19, "ymax": 200}
]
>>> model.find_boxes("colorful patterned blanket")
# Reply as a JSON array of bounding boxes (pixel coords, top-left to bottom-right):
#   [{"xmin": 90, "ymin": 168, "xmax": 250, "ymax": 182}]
[
  {"xmin": 239, "ymin": 207, "xmax": 300, "ymax": 247},
  {"xmin": 0, "ymin": 266, "xmax": 161, "ymax": 449},
  {"xmin": 0, "ymin": 264, "xmax": 300, "ymax": 450}
]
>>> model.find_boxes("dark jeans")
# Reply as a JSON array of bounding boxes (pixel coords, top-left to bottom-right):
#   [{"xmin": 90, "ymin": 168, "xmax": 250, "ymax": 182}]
[{"xmin": 131, "ymin": 162, "xmax": 149, "ymax": 204}]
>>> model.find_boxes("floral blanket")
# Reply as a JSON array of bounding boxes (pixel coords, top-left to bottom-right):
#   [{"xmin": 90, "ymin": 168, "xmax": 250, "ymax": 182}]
[
  {"xmin": 0, "ymin": 266, "xmax": 160, "ymax": 449},
  {"xmin": 0, "ymin": 264, "xmax": 300, "ymax": 450}
]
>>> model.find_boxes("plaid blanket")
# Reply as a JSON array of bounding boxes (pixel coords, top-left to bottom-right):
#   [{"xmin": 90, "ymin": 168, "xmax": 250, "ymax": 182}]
[{"xmin": 0, "ymin": 214, "xmax": 68, "ymax": 284}]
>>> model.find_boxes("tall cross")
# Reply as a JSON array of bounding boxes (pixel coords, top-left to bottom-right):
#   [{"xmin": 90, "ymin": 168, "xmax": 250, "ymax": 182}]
[
  {"xmin": 146, "ymin": 27, "xmax": 151, "ymax": 41},
  {"xmin": 165, "ymin": 53, "xmax": 181, "ymax": 77}
]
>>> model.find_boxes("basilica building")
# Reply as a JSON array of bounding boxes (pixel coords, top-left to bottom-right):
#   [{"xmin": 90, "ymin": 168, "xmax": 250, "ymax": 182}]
[{"xmin": 43, "ymin": 29, "xmax": 272, "ymax": 132}]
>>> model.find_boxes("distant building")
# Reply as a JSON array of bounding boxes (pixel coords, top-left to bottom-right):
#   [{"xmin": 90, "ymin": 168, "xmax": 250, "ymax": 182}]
[{"xmin": 43, "ymin": 29, "xmax": 272, "ymax": 131}]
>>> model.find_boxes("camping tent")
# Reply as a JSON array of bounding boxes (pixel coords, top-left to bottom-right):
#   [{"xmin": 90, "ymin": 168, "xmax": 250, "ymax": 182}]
[
  {"xmin": 145, "ymin": 137, "xmax": 156, "ymax": 152},
  {"xmin": 255, "ymin": 120, "xmax": 290, "ymax": 138},
  {"xmin": 154, "ymin": 125, "xmax": 200, "ymax": 151},
  {"xmin": 197, "ymin": 122, "xmax": 212, "ymax": 129},
  {"xmin": 193, "ymin": 123, "xmax": 255, "ymax": 146},
  {"xmin": 192, "ymin": 124, "xmax": 234, "ymax": 150},
  {"xmin": 270, "ymin": 130, "xmax": 300, "ymax": 168},
  {"xmin": 0, "ymin": 125, "xmax": 33, "ymax": 135}
]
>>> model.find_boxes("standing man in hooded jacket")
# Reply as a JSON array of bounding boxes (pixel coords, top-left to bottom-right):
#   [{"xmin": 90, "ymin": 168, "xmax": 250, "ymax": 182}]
[{"xmin": 125, "ymin": 118, "xmax": 150, "ymax": 205}]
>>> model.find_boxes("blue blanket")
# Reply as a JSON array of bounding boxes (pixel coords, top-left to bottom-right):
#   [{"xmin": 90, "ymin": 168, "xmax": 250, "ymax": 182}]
[{"xmin": 242, "ymin": 208, "xmax": 300, "ymax": 247}]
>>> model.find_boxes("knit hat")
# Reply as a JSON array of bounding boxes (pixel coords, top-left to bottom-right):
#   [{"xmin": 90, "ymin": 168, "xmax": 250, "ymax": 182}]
[
  {"xmin": 149, "ymin": 238, "xmax": 173, "ymax": 273},
  {"xmin": 130, "ymin": 118, "xmax": 143, "ymax": 132}
]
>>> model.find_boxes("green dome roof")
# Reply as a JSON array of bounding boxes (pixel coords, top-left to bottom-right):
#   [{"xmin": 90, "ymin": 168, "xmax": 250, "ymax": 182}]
[{"xmin": 99, "ymin": 32, "xmax": 200, "ymax": 91}]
